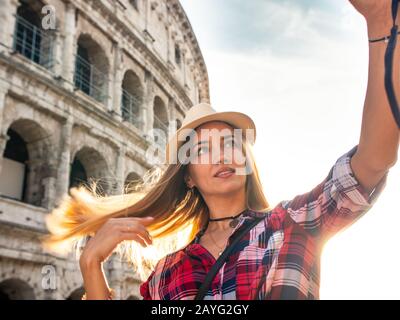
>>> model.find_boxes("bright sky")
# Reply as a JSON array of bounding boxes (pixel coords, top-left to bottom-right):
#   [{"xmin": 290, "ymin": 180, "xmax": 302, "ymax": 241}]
[{"xmin": 180, "ymin": 0, "xmax": 400, "ymax": 299}]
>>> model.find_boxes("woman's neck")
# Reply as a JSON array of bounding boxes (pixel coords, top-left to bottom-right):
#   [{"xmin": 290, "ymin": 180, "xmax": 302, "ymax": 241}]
[{"xmin": 204, "ymin": 190, "xmax": 247, "ymax": 231}]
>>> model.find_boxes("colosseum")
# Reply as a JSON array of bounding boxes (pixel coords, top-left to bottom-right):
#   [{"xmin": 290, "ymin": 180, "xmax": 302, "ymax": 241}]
[{"xmin": 0, "ymin": 0, "xmax": 210, "ymax": 299}]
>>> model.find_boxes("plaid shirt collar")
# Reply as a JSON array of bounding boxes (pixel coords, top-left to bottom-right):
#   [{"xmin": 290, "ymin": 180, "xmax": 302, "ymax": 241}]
[{"xmin": 185, "ymin": 208, "xmax": 268, "ymax": 257}]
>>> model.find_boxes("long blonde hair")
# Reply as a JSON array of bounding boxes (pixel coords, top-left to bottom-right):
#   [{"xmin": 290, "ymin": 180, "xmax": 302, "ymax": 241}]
[{"xmin": 41, "ymin": 137, "xmax": 271, "ymax": 281}]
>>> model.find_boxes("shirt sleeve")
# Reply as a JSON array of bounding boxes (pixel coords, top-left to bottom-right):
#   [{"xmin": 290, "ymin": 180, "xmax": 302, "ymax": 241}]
[
  {"xmin": 281, "ymin": 144, "xmax": 389, "ymax": 243},
  {"xmin": 139, "ymin": 270, "xmax": 155, "ymax": 300}
]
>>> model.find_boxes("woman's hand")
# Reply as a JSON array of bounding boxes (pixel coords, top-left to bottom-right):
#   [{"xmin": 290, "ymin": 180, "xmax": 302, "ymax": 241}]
[
  {"xmin": 80, "ymin": 216, "xmax": 154, "ymax": 266},
  {"xmin": 349, "ymin": 0, "xmax": 399, "ymax": 39}
]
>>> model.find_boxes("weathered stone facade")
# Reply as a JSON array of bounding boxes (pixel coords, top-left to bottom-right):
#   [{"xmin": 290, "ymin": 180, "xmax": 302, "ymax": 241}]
[{"xmin": 0, "ymin": 0, "xmax": 209, "ymax": 299}]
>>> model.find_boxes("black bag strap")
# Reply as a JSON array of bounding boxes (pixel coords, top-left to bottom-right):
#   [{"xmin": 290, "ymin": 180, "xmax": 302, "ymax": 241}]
[
  {"xmin": 194, "ymin": 214, "xmax": 266, "ymax": 300},
  {"xmin": 384, "ymin": 0, "xmax": 400, "ymax": 128}
]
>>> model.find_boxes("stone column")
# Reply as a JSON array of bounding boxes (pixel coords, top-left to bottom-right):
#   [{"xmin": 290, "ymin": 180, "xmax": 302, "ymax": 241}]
[
  {"xmin": 113, "ymin": 144, "xmax": 126, "ymax": 195},
  {"xmin": 0, "ymin": 87, "xmax": 9, "ymax": 175},
  {"xmin": 52, "ymin": 29, "xmax": 64, "ymax": 77},
  {"xmin": 0, "ymin": 0, "xmax": 19, "ymax": 53},
  {"xmin": 166, "ymin": 25, "xmax": 171, "ymax": 63},
  {"xmin": 167, "ymin": 97, "xmax": 176, "ymax": 139},
  {"xmin": 143, "ymin": 72, "xmax": 154, "ymax": 136},
  {"xmin": 61, "ymin": 3, "xmax": 77, "ymax": 91},
  {"xmin": 169, "ymin": 30, "xmax": 178, "ymax": 70},
  {"xmin": 0, "ymin": 133, "xmax": 9, "ymax": 176},
  {"xmin": 41, "ymin": 162, "xmax": 58, "ymax": 209},
  {"xmin": 112, "ymin": 44, "xmax": 123, "ymax": 120},
  {"xmin": 0, "ymin": 86, "xmax": 8, "ymax": 134},
  {"xmin": 144, "ymin": 0, "xmax": 149, "ymax": 30},
  {"xmin": 181, "ymin": 48, "xmax": 188, "ymax": 89},
  {"xmin": 105, "ymin": 255, "xmax": 123, "ymax": 300},
  {"xmin": 24, "ymin": 158, "xmax": 40, "ymax": 206},
  {"xmin": 165, "ymin": 11, "xmax": 173, "ymax": 67},
  {"xmin": 55, "ymin": 116, "xmax": 73, "ymax": 206}
]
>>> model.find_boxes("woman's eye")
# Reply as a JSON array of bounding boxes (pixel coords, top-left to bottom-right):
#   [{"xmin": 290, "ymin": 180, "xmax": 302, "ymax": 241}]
[
  {"xmin": 197, "ymin": 146, "xmax": 209, "ymax": 156},
  {"xmin": 225, "ymin": 139, "xmax": 237, "ymax": 148}
]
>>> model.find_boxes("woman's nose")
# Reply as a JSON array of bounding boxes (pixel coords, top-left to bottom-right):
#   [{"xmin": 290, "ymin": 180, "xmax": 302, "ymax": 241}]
[{"xmin": 211, "ymin": 146, "xmax": 233, "ymax": 165}]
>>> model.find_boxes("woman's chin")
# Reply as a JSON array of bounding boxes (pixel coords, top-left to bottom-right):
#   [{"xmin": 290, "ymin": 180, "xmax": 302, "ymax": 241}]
[{"xmin": 211, "ymin": 181, "xmax": 245, "ymax": 195}]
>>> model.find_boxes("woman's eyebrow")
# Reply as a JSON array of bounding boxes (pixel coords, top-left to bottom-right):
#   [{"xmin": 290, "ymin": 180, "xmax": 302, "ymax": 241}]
[
  {"xmin": 193, "ymin": 134, "xmax": 235, "ymax": 148},
  {"xmin": 221, "ymin": 134, "xmax": 235, "ymax": 143},
  {"xmin": 193, "ymin": 140, "xmax": 209, "ymax": 147}
]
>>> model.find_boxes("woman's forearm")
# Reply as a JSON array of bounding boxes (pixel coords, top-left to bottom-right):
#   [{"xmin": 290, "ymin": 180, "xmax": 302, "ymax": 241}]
[
  {"xmin": 355, "ymin": 17, "xmax": 400, "ymax": 172},
  {"xmin": 79, "ymin": 255, "xmax": 112, "ymax": 300}
]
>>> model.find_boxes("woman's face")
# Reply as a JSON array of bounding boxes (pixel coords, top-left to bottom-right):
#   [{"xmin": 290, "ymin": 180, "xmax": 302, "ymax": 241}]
[{"xmin": 185, "ymin": 121, "xmax": 247, "ymax": 197}]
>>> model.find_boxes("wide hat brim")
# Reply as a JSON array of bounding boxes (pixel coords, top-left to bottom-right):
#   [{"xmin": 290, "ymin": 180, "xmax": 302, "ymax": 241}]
[{"xmin": 165, "ymin": 104, "xmax": 256, "ymax": 164}]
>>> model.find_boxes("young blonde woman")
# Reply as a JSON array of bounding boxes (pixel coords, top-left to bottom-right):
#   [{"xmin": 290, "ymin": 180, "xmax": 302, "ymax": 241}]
[{"xmin": 42, "ymin": 0, "xmax": 399, "ymax": 300}]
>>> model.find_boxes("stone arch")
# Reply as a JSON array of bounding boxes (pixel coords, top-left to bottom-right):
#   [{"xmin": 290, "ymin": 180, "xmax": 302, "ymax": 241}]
[
  {"xmin": 176, "ymin": 118, "xmax": 182, "ymax": 130},
  {"xmin": 121, "ymin": 70, "xmax": 144, "ymax": 128},
  {"xmin": 152, "ymin": 96, "xmax": 169, "ymax": 146},
  {"xmin": 0, "ymin": 278, "xmax": 35, "ymax": 300},
  {"xmin": 124, "ymin": 171, "xmax": 143, "ymax": 193},
  {"xmin": 74, "ymin": 33, "xmax": 110, "ymax": 104},
  {"xmin": 175, "ymin": 43, "xmax": 182, "ymax": 66},
  {"xmin": 16, "ymin": 1, "xmax": 42, "ymax": 26},
  {"xmin": 69, "ymin": 146, "xmax": 111, "ymax": 196},
  {"xmin": 120, "ymin": 275, "xmax": 142, "ymax": 300},
  {"xmin": 0, "ymin": 118, "xmax": 55, "ymax": 207},
  {"xmin": 66, "ymin": 286, "xmax": 84, "ymax": 300}
]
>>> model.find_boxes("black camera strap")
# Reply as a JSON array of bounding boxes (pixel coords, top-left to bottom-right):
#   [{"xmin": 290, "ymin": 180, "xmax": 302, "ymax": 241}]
[
  {"xmin": 194, "ymin": 214, "xmax": 266, "ymax": 300},
  {"xmin": 384, "ymin": 0, "xmax": 400, "ymax": 128}
]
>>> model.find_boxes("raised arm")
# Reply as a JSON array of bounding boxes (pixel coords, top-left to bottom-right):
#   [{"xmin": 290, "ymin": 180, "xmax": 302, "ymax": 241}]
[
  {"xmin": 349, "ymin": 0, "xmax": 400, "ymax": 194},
  {"xmin": 281, "ymin": 2, "xmax": 400, "ymax": 244}
]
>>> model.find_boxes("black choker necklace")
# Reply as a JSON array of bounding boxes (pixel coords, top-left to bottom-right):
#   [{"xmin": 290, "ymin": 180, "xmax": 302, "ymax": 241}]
[{"xmin": 208, "ymin": 209, "xmax": 247, "ymax": 228}]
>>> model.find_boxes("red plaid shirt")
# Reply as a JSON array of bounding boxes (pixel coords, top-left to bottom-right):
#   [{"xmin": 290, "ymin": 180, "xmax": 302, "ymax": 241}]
[{"xmin": 140, "ymin": 145, "xmax": 388, "ymax": 300}]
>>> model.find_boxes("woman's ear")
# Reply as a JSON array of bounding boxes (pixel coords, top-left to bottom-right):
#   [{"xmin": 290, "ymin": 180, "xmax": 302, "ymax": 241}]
[{"xmin": 184, "ymin": 172, "xmax": 194, "ymax": 188}]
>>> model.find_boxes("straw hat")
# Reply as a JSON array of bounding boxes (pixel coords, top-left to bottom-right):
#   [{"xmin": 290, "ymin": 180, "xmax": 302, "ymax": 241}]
[{"xmin": 165, "ymin": 103, "xmax": 256, "ymax": 164}]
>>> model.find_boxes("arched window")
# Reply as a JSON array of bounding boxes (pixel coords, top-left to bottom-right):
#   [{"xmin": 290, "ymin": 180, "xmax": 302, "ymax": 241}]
[
  {"xmin": 0, "ymin": 120, "xmax": 52, "ymax": 207},
  {"xmin": 66, "ymin": 287, "xmax": 85, "ymax": 300},
  {"xmin": 175, "ymin": 45, "xmax": 181, "ymax": 66},
  {"xmin": 13, "ymin": 1, "xmax": 54, "ymax": 69},
  {"xmin": 153, "ymin": 97, "xmax": 169, "ymax": 148},
  {"xmin": 0, "ymin": 279, "xmax": 35, "ymax": 300},
  {"xmin": 176, "ymin": 119, "xmax": 182, "ymax": 130},
  {"xmin": 124, "ymin": 172, "xmax": 142, "ymax": 193},
  {"xmin": 69, "ymin": 147, "xmax": 110, "ymax": 196},
  {"xmin": 0, "ymin": 129, "xmax": 28, "ymax": 202},
  {"xmin": 69, "ymin": 158, "xmax": 87, "ymax": 190},
  {"xmin": 130, "ymin": 0, "xmax": 139, "ymax": 11},
  {"xmin": 121, "ymin": 70, "xmax": 143, "ymax": 128},
  {"xmin": 74, "ymin": 35, "xmax": 109, "ymax": 104}
]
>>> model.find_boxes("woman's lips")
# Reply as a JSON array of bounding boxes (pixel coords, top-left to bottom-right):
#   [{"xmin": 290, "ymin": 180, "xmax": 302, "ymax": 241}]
[{"xmin": 214, "ymin": 170, "xmax": 235, "ymax": 178}]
